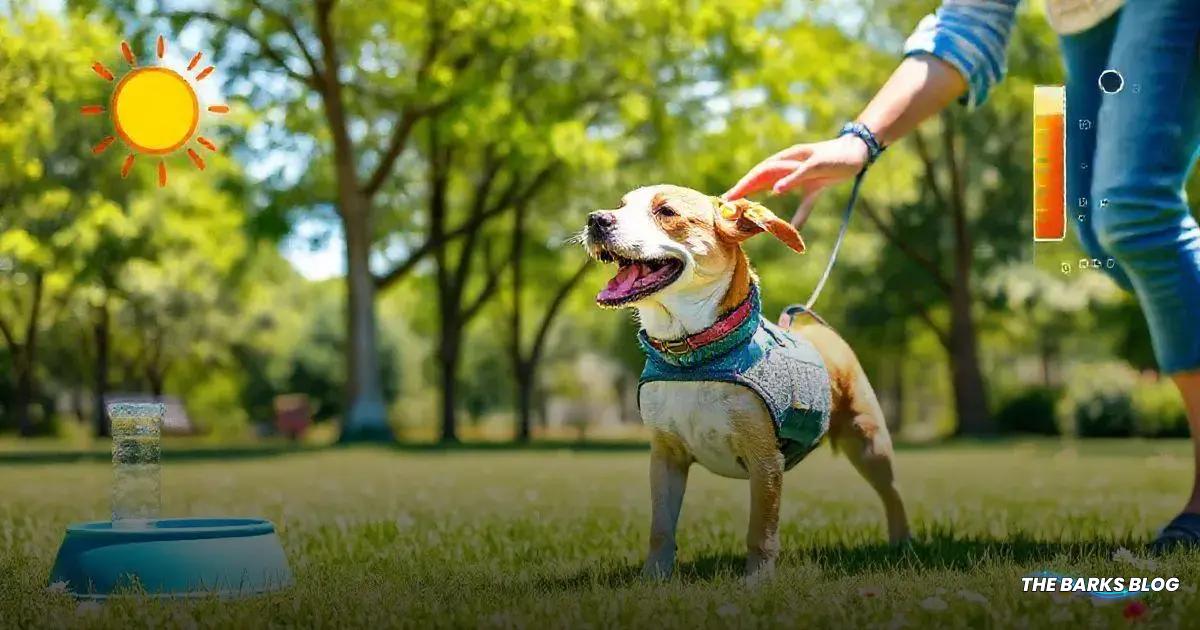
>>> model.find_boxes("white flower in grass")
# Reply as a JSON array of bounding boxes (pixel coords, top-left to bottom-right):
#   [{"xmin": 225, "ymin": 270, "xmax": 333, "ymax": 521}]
[
  {"xmin": 1112, "ymin": 547, "xmax": 1159, "ymax": 571},
  {"xmin": 920, "ymin": 596, "xmax": 948, "ymax": 611},
  {"xmin": 45, "ymin": 580, "xmax": 69, "ymax": 594},
  {"xmin": 75, "ymin": 601, "xmax": 102, "ymax": 616},
  {"xmin": 884, "ymin": 613, "xmax": 910, "ymax": 629},
  {"xmin": 717, "ymin": 602, "xmax": 740, "ymax": 618},
  {"xmin": 957, "ymin": 589, "xmax": 988, "ymax": 604}
]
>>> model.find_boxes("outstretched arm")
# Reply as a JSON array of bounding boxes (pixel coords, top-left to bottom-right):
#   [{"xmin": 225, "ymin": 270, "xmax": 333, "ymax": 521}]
[
  {"xmin": 857, "ymin": 54, "xmax": 968, "ymax": 149},
  {"xmin": 725, "ymin": 0, "xmax": 1020, "ymax": 208}
]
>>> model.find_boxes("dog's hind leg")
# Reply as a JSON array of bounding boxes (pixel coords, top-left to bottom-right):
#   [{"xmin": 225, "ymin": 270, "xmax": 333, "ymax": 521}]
[
  {"xmin": 643, "ymin": 430, "xmax": 691, "ymax": 579},
  {"xmin": 791, "ymin": 318, "xmax": 910, "ymax": 543},
  {"xmin": 833, "ymin": 409, "xmax": 911, "ymax": 544}
]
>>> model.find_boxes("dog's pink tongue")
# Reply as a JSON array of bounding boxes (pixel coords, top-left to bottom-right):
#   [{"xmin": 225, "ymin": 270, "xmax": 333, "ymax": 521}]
[
  {"xmin": 600, "ymin": 264, "xmax": 643, "ymax": 300},
  {"xmin": 613, "ymin": 264, "xmax": 641, "ymax": 292}
]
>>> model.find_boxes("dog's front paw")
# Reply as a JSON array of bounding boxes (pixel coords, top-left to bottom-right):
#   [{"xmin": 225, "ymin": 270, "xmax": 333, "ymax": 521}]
[
  {"xmin": 641, "ymin": 557, "xmax": 675, "ymax": 580},
  {"xmin": 743, "ymin": 553, "xmax": 776, "ymax": 586}
]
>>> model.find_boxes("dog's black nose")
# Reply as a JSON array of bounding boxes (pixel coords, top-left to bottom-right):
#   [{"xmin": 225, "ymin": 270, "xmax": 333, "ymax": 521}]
[{"xmin": 588, "ymin": 211, "xmax": 615, "ymax": 238}]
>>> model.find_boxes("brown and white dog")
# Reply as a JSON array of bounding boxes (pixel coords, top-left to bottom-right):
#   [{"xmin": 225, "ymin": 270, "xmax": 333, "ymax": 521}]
[{"xmin": 583, "ymin": 184, "xmax": 910, "ymax": 580}]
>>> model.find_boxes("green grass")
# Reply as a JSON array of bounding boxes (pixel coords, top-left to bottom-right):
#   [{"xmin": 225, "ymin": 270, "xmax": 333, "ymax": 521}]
[{"xmin": 3, "ymin": 439, "xmax": 1200, "ymax": 628}]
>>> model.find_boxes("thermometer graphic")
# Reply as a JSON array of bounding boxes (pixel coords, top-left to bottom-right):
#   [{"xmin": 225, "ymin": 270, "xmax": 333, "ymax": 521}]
[{"xmin": 1033, "ymin": 86, "xmax": 1066, "ymax": 242}]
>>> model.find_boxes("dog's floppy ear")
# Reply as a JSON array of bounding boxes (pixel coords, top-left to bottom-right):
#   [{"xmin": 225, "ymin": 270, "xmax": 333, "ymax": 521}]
[{"xmin": 714, "ymin": 198, "xmax": 806, "ymax": 254}]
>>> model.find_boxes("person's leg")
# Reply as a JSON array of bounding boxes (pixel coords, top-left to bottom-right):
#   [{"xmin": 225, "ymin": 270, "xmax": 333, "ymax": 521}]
[
  {"xmin": 1088, "ymin": 1, "xmax": 1200, "ymax": 541},
  {"xmin": 1177, "ymin": 373, "xmax": 1200, "ymax": 511},
  {"xmin": 1154, "ymin": 373, "xmax": 1200, "ymax": 550},
  {"xmin": 1058, "ymin": 11, "xmax": 1134, "ymax": 289}
]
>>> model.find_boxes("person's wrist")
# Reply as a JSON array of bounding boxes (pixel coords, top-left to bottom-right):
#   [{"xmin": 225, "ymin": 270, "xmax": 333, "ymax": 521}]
[
  {"xmin": 838, "ymin": 121, "xmax": 887, "ymax": 171},
  {"xmin": 837, "ymin": 134, "xmax": 871, "ymax": 167}
]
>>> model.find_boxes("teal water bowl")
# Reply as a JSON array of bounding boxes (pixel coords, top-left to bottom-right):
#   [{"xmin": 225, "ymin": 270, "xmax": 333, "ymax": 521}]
[{"xmin": 49, "ymin": 518, "xmax": 293, "ymax": 599}]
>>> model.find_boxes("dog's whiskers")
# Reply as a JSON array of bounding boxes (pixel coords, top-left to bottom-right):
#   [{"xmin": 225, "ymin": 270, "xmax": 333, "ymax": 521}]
[{"xmin": 565, "ymin": 229, "xmax": 588, "ymax": 246}]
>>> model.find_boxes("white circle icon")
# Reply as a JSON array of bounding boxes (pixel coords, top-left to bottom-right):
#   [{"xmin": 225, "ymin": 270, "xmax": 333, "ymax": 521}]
[{"xmin": 1099, "ymin": 69, "xmax": 1124, "ymax": 94}]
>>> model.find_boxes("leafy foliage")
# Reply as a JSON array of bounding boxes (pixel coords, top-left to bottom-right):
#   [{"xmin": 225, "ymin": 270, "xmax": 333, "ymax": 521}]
[{"xmin": 2, "ymin": 1, "xmax": 1195, "ymax": 440}]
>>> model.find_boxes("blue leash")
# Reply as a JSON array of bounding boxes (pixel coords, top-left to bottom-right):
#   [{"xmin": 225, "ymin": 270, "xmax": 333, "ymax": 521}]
[{"xmin": 783, "ymin": 169, "xmax": 866, "ymax": 323}]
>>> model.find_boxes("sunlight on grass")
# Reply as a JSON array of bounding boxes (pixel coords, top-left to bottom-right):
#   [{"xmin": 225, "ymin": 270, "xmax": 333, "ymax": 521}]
[{"xmin": 2, "ymin": 440, "xmax": 1199, "ymax": 628}]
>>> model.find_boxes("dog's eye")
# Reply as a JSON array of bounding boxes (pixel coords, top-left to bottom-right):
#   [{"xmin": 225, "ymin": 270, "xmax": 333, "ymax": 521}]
[{"xmin": 654, "ymin": 204, "xmax": 678, "ymax": 218}]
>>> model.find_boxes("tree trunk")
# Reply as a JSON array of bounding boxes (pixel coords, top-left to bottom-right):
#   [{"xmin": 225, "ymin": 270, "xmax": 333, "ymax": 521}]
[
  {"xmin": 948, "ymin": 266, "xmax": 992, "ymax": 435},
  {"xmin": 93, "ymin": 300, "xmax": 111, "ymax": 438},
  {"xmin": 147, "ymin": 369, "xmax": 166, "ymax": 398},
  {"xmin": 428, "ymin": 124, "xmax": 462, "ymax": 445},
  {"xmin": 438, "ymin": 333, "xmax": 460, "ymax": 443},
  {"xmin": 14, "ymin": 272, "xmax": 43, "ymax": 437},
  {"xmin": 71, "ymin": 387, "xmax": 86, "ymax": 425},
  {"xmin": 313, "ymin": 0, "xmax": 391, "ymax": 443},
  {"xmin": 510, "ymin": 203, "xmax": 529, "ymax": 443},
  {"xmin": 14, "ymin": 361, "xmax": 33, "ymax": 437},
  {"xmin": 514, "ymin": 361, "xmax": 535, "ymax": 443},
  {"xmin": 338, "ymin": 202, "xmax": 391, "ymax": 442},
  {"xmin": 887, "ymin": 354, "xmax": 905, "ymax": 434},
  {"xmin": 1040, "ymin": 339, "xmax": 1056, "ymax": 388},
  {"xmin": 943, "ymin": 120, "xmax": 993, "ymax": 435}
]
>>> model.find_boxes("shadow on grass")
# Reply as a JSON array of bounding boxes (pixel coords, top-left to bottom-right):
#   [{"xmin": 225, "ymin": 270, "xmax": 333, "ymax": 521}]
[
  {"xmin": 792, "ymin": 533, "xmax": 1136, "ymax": 574},
  {"xmin": 539, "ymin": 534, "xmax": 1138, "ymax": 590}
]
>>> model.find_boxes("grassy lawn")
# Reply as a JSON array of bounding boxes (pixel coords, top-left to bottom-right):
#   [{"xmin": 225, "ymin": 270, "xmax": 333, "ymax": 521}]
[{"xmin": 2, "ymin": 440, "xmax": 1200, "ymax": 628}]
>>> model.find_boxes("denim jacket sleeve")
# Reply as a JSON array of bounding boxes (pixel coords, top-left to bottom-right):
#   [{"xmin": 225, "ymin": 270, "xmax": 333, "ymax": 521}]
[{"xmin": 903, "ymin": 0, "xmax": 1021, "ymax": 109}]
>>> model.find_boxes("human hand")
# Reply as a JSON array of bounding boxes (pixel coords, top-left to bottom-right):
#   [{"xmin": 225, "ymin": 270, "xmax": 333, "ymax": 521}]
[{"xmin": 722, "ymin": 135, "xmax": 869, "ymax": 228}]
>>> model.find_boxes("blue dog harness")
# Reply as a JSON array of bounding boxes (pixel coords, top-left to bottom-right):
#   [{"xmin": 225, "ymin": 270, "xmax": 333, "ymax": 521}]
[{"xmin": 637, "ymin": 285, "xmax": 832, "ymax": 469}]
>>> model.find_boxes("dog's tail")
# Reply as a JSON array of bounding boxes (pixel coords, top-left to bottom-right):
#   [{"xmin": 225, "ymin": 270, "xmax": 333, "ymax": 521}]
[{"xmin": 777, "ymin": 303, "xmax": 830, "ymax": 329}]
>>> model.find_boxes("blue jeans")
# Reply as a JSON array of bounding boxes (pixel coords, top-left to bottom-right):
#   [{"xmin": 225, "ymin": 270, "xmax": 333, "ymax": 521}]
[{"xmin": 1060, "ymin": 2, "xmax": 1200, "ymax": 374}]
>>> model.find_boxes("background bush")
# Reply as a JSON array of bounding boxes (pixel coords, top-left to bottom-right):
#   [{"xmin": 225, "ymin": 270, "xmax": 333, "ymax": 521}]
[
  {"xmin": 1040, "ymin": 367, "xmax": 1192, "ymax": 439},
  {"xmin": 1063, "ymin": 363, "xmax": 1135, "ymax": 437},
  {"xmin": 995, "ymin": 386, "xmax": 1061, "ymax": 435},
  {"xmin": 1074, "ymin": 392, "xmax": 1135, "ymax": 437},
  {"xmin": 1132, "ymin": 378, "xmax": 1190, "ymax": 438}
]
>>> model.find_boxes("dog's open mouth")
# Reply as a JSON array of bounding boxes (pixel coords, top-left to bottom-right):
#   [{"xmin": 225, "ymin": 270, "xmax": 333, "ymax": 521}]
[{"xmin": 594, "ymin": 251, "xmax": 684, "ymax": 307}]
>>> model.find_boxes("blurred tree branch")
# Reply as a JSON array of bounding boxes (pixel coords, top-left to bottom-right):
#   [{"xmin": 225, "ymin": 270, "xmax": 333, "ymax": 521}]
[
  {"xmin": 0, "ymin": 314, "xmax": 15, "ymax": 350},
  {"xmin": 174, "ymin": 10, "xmax": 322, "ymax": 89},
  {"xmin": 859, "ymin": 197, "xmax": 951, "ymax": 293},
  {"xmin": 248, "ymin": 0, "xmax": 323, "ymax": 80}
]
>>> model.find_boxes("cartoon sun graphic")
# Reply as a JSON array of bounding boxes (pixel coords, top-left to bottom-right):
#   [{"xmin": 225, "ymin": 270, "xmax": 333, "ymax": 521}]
[{"xmin": 81, "ymin": 36, "xmax": 228, "ymax": 187}]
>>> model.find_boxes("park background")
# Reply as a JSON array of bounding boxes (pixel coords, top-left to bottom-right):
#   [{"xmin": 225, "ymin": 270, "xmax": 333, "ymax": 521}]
[
  {"xmin": 2, "ymin": 0, "xmax": 1195, "ymax": 447},
  {"xmin": 6, "ymin": 1, "xmax": 1200, "ymax": 627}
]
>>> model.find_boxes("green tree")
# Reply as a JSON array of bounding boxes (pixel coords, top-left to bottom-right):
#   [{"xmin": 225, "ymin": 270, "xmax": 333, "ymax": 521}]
[
  {"xmin": 0, "ymin": 12, "xmax": 123, "ymax": 435},
  {"xmin": 114, "ymin": 173, "xmax": 249, "ymax": 397},
  {"xmin": 150, "ymin": 0, "xmax": 539, "ymax": 441},
  {"xmin": 153, "ymin": 0, "xmax": 805, "ymax": 442},
  {"xmin": 852, "ymin": 7, "xmax": 1060, "ymax": 434}
]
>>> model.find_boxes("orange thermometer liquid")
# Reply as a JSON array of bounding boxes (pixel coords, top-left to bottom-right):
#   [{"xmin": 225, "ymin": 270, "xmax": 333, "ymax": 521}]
[{"xmin": 1033, "ymin": 86, "xmax": 1066, "ymax": 241}]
